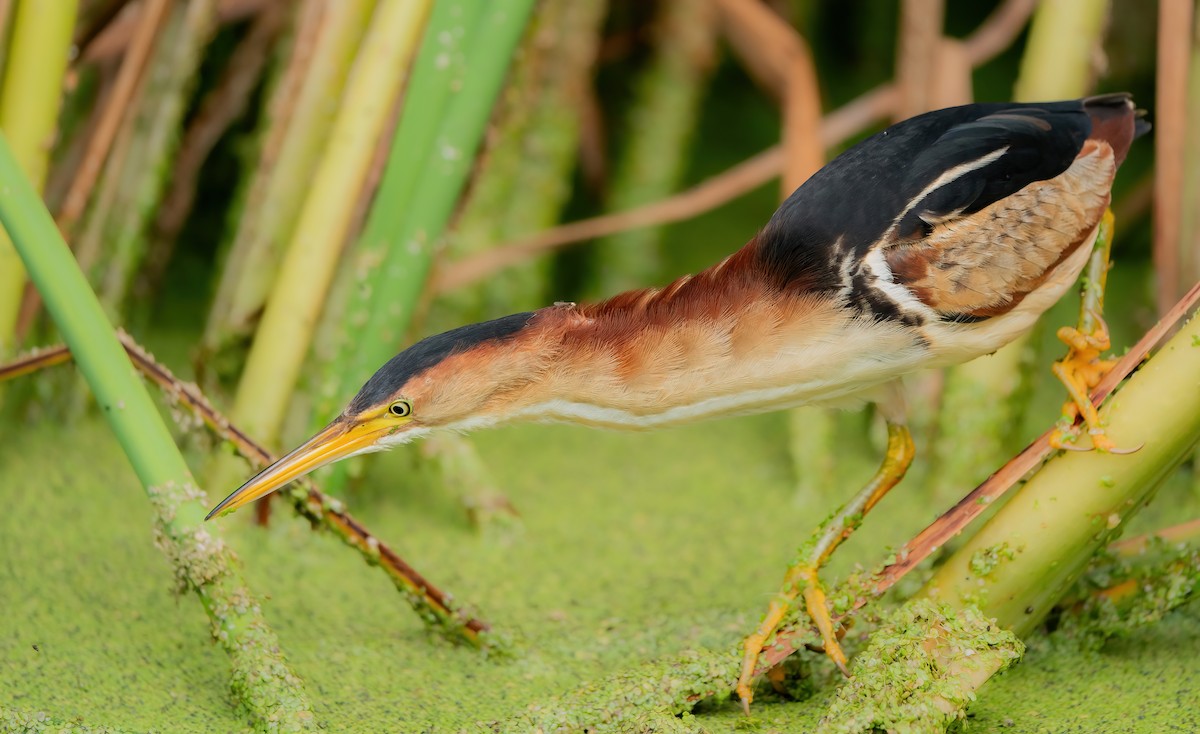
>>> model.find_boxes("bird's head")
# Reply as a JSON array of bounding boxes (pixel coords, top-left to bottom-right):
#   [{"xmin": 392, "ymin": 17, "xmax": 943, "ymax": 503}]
[{"xmin": 206, "ymin": 311, "xmax": 549, "ymax": 519}]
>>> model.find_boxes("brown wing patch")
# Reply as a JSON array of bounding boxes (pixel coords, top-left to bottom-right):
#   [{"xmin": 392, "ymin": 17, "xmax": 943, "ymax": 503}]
[{"xmin": 885, "ymin": 142, "xmax": 1115, "ymax": 320}]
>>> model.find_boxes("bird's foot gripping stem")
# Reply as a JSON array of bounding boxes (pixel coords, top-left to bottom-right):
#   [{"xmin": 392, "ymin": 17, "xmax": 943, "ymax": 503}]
[
  {"xmin": 1048, "ymin": 208, "xmax": 1140, "ymax": 455},
  {"xmin": 736, "ymin": 421, "xmax": 915, "ymax": 713},
  {"xmin": 1048, "ymin": 317, "xmax": 1132, "ymax": 453}
]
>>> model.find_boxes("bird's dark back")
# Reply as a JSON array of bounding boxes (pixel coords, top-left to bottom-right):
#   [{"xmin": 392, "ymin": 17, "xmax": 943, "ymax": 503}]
[{"xmin": 755, "ymin": 98, "xmax": 1108, "ymax": 291}]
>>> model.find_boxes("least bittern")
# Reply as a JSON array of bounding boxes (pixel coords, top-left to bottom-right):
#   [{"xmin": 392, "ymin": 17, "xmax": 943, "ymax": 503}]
[{"xmin": 208, "ymin": 94, "xmax": 1147, "ymax": 708}]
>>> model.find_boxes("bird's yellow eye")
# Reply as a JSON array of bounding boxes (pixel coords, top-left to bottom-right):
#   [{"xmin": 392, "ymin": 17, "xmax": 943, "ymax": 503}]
[{"xmin": 388, "ymin": 399, "xmax": 412, "ymax": 418}]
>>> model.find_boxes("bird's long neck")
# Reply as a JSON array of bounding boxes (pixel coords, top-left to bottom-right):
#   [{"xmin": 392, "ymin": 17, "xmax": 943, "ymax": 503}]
[{"xmin": 496, "ymin": 242, "xmax": 922, "ymax": 430}]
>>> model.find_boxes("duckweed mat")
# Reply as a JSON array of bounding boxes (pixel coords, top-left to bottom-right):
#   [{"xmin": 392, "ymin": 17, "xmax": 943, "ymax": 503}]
[{"xmin": 2, "ymin": 416, "xmax": 1197, "ymax": 732}]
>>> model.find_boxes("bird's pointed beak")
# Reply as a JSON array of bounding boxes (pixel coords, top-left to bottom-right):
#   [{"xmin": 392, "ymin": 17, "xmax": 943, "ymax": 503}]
[{"xmin": 205, "ymin": 416, "xmax": 392, "ymax": 520}]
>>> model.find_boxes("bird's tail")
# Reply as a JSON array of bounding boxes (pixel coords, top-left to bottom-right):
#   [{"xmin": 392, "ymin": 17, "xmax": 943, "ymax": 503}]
[{"xmin": 1083, "ymin": 92, "xmax": 1150, "ymax": 166}]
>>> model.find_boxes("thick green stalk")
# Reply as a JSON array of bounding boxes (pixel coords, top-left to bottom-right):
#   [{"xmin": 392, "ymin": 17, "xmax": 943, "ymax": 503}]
[
  {"xmin": 307, "ymin": 0, "xmax": 481, "ymax": 493},
  {"xmin": 339, "ymin": 0, "xmax": 536, "ymax": 363},
  {"xmin": 316, "ymin": 0, "xmax": 536, "ymax": 492},
  {"xmin": 408, "ymin": 0, "xmax": 606, "ymax": 520},
  {"xmin": 433, "ymin": 0, "xmax": 608, "ymax": 325},
  {"xmin": 0, "ymin": 0, "xmax": 77, "ymax": 353},
  {"xmin": 215, "ymin": 0, "xmax": 431, "ymax": 493},
  {"xmin": 203, "ymin": 0, "xmax": 376, "ymax": 364},
  {"xmin": 1014, "ymin": 0, "xmax": 1110, "ymax": 102},
  {"xmin": 921, "ymin": 312, "xmax": 1200, "ymax": 635},
  {"xmin": 931, "ymin": 0, "xmax": 1109, "ymax": 494},
  {"xmin": 0, "ymin": 135, "xmax": 314, "ymax": 731},
  {"xmin": 589, "ymin": 0, "xmax": 718, "ymax": 296}
]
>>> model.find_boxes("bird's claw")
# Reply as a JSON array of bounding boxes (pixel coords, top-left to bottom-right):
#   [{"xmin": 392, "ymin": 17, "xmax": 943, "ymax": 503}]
[
  {"xmin": 1050, "ymin": 317, "xmax": 1138, "ymax": 454},
  {"xmin": 736, "ymin": 569, "xmax": 848, "ymax": 714}
]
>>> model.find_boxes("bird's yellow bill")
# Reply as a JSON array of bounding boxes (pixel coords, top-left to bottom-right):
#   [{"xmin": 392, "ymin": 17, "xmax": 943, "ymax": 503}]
[{"xmin": 205, "ymin": 418, "xmax": 390, "ymax": 520}]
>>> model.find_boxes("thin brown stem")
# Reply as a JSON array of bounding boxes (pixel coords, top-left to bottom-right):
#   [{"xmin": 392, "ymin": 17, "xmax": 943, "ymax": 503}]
[
  {"xmin": 80, "ymin": 0, "xmax": 270, "ymax": 64},
  {"xmin": 432, "ymin": 146, "xmax": 785, "ymax": 292},
  {"xmin": 0, "ymin": 333, "xmax": 490, "ymax": 642},
  {"xmin": 960, "ymin": 0, "xmax": 1038, "ymax": 63},
  {"xmin": 1110, "ymin": 517, "xmax": 1200, "ymax": 555},
  {"xmin": 713, "ymin": 0, "xmax": 824, "ymax": 193},
  {"xmin": 0, "ymin": 344, "xmax": 71, "ymax": 380},
  {"xmin": 74, "ymin": 0, "xmax": 134, "ymax": 53},
  {"xmin": 895, "ymin": 0, "xmax": 946, "ymax": 119},
  {"xmin": 1154, "ymin": 0, "xmax": 1195, "ymax": 313},
  {"xmin": 57, "ymin": 0, "xmax": 169, "ymax": 236}
]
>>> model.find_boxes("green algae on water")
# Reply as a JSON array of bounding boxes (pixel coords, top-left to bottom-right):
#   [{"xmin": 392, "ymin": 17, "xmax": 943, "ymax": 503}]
[
  {"xmin": 488, "ymin": 648, "xmax": 736, "ymax": 733},
  {"xmin": 6, "ymin": 413, "xmax": 1200, "ymax": 732},
  {"xmin": 0, "ymin": 706, "xmax": 139, "ymax": 734}
]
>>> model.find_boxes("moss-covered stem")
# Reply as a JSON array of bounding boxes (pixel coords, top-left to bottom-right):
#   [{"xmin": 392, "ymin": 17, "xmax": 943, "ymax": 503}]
[
  {"xmin": 756, "ymin": 283, "xmax": 1200, "ymax": 677},
  {"xmin": 317, "ymin": 0, "xmax": 536, "ymax": 493},
  {"xmin": 213, "ymin": 0, "xmax": 432, "ymax": 493},
  {"xmin": 119, "ymin": 335, "xmax": 490, "ymax": 642},
  {"xmin": 920, "ymin": 311, "xmax": 1200, "ymax": 636},
  {"xmin": 589, "ymin": 0, "xmax": 717, "ymax": 296},
  {"xmin": 202, "ymin": 0, "xmax": 375, "ymax": 365},
  {"xmin": 0, "ymin": 134, "xmax": 315, "ymax": 731},
  {"xmin": 931, "ymin": 0, "xmax": 1108, "ymax": 496},
  {"xmin": 818, "ymin": 601, "xmax": 1022, "ymax": 734},
  {"xmin": 0, "ymin": 0, "xmax": 77, "ymax": 353}
]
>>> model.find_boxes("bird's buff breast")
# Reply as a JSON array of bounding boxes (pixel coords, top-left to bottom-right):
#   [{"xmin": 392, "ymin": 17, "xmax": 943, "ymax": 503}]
[{"xmin": 918, "ymin": 222, "xmax": 1099, "ymax": 367}]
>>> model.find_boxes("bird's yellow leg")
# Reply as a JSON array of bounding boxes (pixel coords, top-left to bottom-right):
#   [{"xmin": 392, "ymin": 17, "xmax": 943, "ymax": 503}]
[{"xmin": 736, "ymin": 420, "xmax": 915, "ymax": 711}]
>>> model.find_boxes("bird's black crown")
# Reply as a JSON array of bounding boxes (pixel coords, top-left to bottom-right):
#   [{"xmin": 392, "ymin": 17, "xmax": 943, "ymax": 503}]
[{"xmin": 347, "ymin": 311, "xmax": 534, "ymax": 414}]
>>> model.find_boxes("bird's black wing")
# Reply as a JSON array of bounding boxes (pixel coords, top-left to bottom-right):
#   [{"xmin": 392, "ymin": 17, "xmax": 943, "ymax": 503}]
[
  {"xmin": 756, "ymin": 99, "xmax": 1093, "ymax": 292},
  {"xmin": 880, "ymin": 97, "xmax": 1139, "ymax": 320},
  {"xmin": 892, "ymin": 107, "xmax": 1089, "ymax": 242}
]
